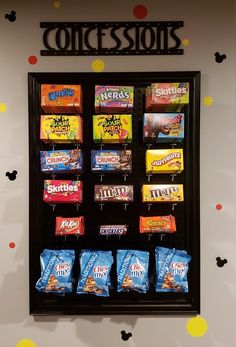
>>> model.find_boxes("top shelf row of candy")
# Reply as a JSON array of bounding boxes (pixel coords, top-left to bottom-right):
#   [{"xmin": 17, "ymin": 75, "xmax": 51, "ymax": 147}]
[{"xmin": 41, "ymin": 83, "xmax": 190, "ymax": 114}]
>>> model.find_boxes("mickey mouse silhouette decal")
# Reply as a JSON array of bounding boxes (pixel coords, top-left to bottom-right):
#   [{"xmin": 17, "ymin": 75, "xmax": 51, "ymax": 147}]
[
  {"xmin": 6, "ymin": 170, "xmax": 18, "ymax": 181},
  {"xmin": 5, "ymin": 11, "xmax": 16, "ymax": 22},
  {"xmin": 215, "ymin": 52, "xmax": 226, "ymax": 63},
  {"xmin": 121, "ymin": 330, "xmax": 132, "ymax": 341},
  {"xmin": 216, "ymin": 257, "xmax": 227, "ymax": 267}
]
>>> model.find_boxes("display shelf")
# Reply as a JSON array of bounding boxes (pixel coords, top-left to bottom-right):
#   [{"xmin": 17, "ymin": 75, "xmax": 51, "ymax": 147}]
[{"xmin": 28, "ymin": 71, "xmax": 200, "ymax": 315}]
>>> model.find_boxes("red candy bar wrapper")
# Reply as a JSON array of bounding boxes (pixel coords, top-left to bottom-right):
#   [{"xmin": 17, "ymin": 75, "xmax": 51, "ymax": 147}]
[
  {"xmin": 99, "ymin": 225, "xmax": 127, "ymax": 236},
  {"xmin": 94, "ymin": 185, "xmax": 133, "ymax": 202},
  {"xmin": 43, "ymin": 180, "xmax": 83, "ymax": 204},
  {"xmin": 55, "ymin": 217, "xmax": 85, "ymax": 236},
  {"xmin": 139, "ymin": 215, "xmax": 176, "ymax": 233}
]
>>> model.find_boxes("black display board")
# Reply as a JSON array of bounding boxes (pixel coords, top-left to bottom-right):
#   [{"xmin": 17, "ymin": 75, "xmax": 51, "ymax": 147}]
[{"xmin": 28, "ymin": 71, "xmax": 200, "ymax": 315}]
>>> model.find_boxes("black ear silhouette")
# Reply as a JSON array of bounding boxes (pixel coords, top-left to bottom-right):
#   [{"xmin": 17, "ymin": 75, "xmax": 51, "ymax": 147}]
[
  {"xmin": 121, "ymin": 330, "xmax": 132, "ymax": 341},
  {"xmin": 214, "ymin": 52, "xmax": 226, "ymax": 63},
  {"xmin": 5, "ymin": 11, "xmax": 16, "ymax": 22},
  {"xmin": 6, "ymin": 170, "xmax": 18, "ymax": 181},
  {"xmin": 216, "ymin": 257, "xmax": 228, "ymax": 267}
]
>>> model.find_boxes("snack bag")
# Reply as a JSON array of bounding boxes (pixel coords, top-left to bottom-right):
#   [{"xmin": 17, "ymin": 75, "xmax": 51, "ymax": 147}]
[
  {"xmin": 117, "ymin": 250, "xmax": 149, "ymax": 293},
  {"xmin": 99, "ymin": 225, "xmax": 127, "ymax": 236},
  {"xmin": 76, "ymin": 250, "xmax": 114, "ymax": 297},
  {"xmin": 155, "ymin": 247, "xmax": 191, "ymax": 292},
  {"xmin": 35, "ymin": 249, "xmax": 75, "ymax": 293},
  {"xmin": 142, "ymin": 184, "xmax": 184, "ymax": 203},
  {"xmin": 43, "ymin": 180, "xmax": 83, "ymax": 204},
  {"xmin": 94, "ymin": 185, "xmax": 133, "ymax": 202}
]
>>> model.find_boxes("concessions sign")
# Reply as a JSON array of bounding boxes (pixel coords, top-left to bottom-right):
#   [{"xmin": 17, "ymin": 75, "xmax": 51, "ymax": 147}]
[{"xmin": 40, "ymin": 21, "xmax": 184, "ymax": 56}]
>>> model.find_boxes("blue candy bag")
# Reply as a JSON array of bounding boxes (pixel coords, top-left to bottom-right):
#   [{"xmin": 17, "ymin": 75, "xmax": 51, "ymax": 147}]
[
  {"xmin": 155, "ymin": 247, "xmax": 191, "ymax": 293},
  {"xmin": 35, "ymin": 249, "xmax": 75, "ymax": 293},
  {"xmin": 117, "ymin": 250, "xmax": 149, "ymax": 293},
  {"xmin": 76, "ymin": 250, "xmax": 113, "ymax": 297}
]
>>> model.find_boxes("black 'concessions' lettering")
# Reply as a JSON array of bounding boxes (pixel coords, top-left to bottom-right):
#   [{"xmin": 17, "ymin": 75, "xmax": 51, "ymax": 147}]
[{"xmin": 40, "ymin": 21, "xmax": 184, "ymax": 56}]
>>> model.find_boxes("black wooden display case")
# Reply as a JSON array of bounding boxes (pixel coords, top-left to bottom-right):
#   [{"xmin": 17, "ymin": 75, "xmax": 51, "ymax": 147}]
[{"xmin": 28, "ymin": 71, "xmax": 200, "ymax": 315}]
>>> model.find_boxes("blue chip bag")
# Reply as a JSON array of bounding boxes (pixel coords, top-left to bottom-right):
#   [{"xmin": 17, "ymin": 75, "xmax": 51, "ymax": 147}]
[
  {"xmin": 35, "ymin": 249, "xmax": 75, "ymax": 294},
  {"xmin": 155, "ymin": 247, "xmax": 191, "ymax": 293},
  {"xmin": 76, "ymin": 250, "xmax": 113, "ymax": 297},
  {"xmin": 117, "ymin": 250, "xmax": 149, "ymax": 293}
]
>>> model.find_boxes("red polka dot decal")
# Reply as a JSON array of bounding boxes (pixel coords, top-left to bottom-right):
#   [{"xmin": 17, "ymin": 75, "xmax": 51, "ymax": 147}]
[
  {"xmin": 9, "ymin": 242, "xmax": 15, "ymax": 249},
  {"xmin": 133, "ymin": 5, "xmax": 148, "ymax": 19},
  {"xmin": 28, "ymin": 56, "xmax": 38, "ymax": 65},
  {"xmin": 216, "ymin": 203, "xmax": 222, "ymax": 210}
]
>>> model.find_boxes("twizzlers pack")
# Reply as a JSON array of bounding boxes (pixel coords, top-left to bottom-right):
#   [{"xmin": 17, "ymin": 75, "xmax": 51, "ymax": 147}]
[{"xmin": 43, "ymin": 180, "xmax": 83, "ymax": 204}]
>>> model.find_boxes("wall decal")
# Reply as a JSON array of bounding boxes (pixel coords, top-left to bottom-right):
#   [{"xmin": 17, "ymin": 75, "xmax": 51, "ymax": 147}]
[
  {"xmin": 5, "ymin": 11, "xmax": 16, "ymax": 22},
  {"xmin": 40, "ymin": 21, "xmax": 184, "ymax": 56},
  {"xmin": 9, "ymin": 242, "xmax": 15, "ymax": 249},
  {"xmin": 182, "ymin": 39, "xmax": 190, "ymax": 46},
  {"xmin": 133, "ymin": 5, "xmax": 148, "ymax": 19},
  {"xmin": 6, "ymin": 170, "xmax": 17, "ymax": 181},
  {"xmin": 186, "ymin": 316, "xmax": 208, "ymax": 337},
  {"xmin": 16, "ymin": 339, "xmax": 37, "ymax": 347},
  {"xmin": 0, "ymin": 103, "xmax": 7, "ymax": 112},
  {"xmin": 216, "ymin": 257, "xmax": 227, "ymax": 267},
  {"xmin": 215, "ymin": 52, "xmax": 226, "ymax": 63},
  {"xmin": 91, "ymin": 59, "xmax": 105, "ymax": 72},
  {"xmin": 203, "ymin": 96, "xmax": 214, "ymax": 106},
  {"xmin": 121, "ymin": 330, "xmax": 132, "ymax": 341},
  {"xmin": 28, "ymin": 56, "xmax": 38, "ymax": 65},
  {"xmin": 54, "ymin": 1, "xmax": 61, "ymax": 9},
  {"xmin": 215, "ymin": 203, "xmax": 222, "ymax": 210}
]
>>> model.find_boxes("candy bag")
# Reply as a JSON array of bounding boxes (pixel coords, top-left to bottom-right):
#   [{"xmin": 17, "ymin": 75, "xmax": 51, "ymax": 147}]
[
  {"xmin": 155, "ymin": 247, "xmax": 191, "ymax": 293},
  {"xmin": 76, "ymin": 250, "xmax": 114, "ymax": 297},
  {"xmin": 117, "ymin": 250, "xmax": 149, "ymax": 293},
  {"xmin": 35, "ymin": 249, "xmax": 75, "ymax": 294}
]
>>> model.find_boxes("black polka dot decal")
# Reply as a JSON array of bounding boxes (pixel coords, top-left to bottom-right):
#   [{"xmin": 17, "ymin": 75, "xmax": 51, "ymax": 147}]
[
  {"xmin": 5, "ymin": 11, "xmax": 16, "ymax": 22},
  {"xmin": 215, "ymin": 52, "xmax": 226, "ymax": 63},
  {"xmin": 216, "ymin": 257, "xmax": 227, "ymax": 267},
  {"xmin": 6, "ymin": 170, "xmax": 18, "ymax": 181},
  {"xmin": 121, "ymin": 330, "xmax": 132, "ymax": 341}
]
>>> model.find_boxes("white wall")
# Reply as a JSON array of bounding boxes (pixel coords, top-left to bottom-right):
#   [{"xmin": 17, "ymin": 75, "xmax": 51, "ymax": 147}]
[{"xmin": 0, "ymin": 0, "xmax": 236, "ymax": 346}]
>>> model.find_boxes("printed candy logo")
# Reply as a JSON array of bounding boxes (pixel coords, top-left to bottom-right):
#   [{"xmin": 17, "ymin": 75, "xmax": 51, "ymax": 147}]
[
  {"xmin": 150, "ymin": 186, "xmax": 178, "ymax": 198},
  {"xmin": 170, "ymin": 262, "xmax": 187, "ymax": 277},
  {"xmin": 102, "ymin": 115, "xmax": 122, "ymax": 135},
  {"xmin": 46, "ymin": 155, "xmax": 70, "ymax": 165},
  {"xmin": 96, "ymin": 155, "xmax": 120, "ymax": 164},
  {"xmin": 60, "ymin": 220, "xmax": 79, "ymax": 229},
  {"xmin": 93, "ymin": 266, "xmax": 108, "ymax": 278},
  {"xmin": 54, "ymin": 263, "xmax": 71, "ymax": 276},
  {"xmin": 50, "ymin": 116, "xmax": 70, "ymax": 135},
  {"xmin": 99, "ymin": 90, "xmax": 130, "ymax": 101},
  {"xmin": 159, "ymin": 114, "xmax": 182, "ymax": 127},
  {"xmin": 100, "ymin": 186, "xmax": 129, "ymax": 199},
  {"xmin": 49, "ymin": 88, "xmax": 74, "ymax": 101},
  {"xmin": 155, "ymin": 86, "xmax": 187, "ymax": 97},
  {"xmin": 47, "ymin": 183, "xmax": 79, "ymax": 194},
  {"xmin": 130, "ymin": 263, "xmax": 144, "ymax": 277},
  {"xmin": 151, "ymin": 152, "xmax": 181, "ymax": 166}
]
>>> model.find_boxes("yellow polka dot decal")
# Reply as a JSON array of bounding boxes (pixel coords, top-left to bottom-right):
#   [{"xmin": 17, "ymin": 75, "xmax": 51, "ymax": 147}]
[
  {"xmin": 92, "ymin": 59, "xmax": 105, "ymax": 72},
  {"xmin": 204, "ymin": 96, "xmax": 214, "ymax": 106},
  {"xmin": 182, "ymin": 39, "xmax": 190, "ymax": 46},
  {"xmin": 186, "ymin": 316, "xmax": 208, "ymax": 337},
  {"xmin": 0, "ymin": 103, "xmax": 7, "ymax": 112},
  {"xmin": 54, "ymin": 1, "xmax": 61, "ymax": 8}
]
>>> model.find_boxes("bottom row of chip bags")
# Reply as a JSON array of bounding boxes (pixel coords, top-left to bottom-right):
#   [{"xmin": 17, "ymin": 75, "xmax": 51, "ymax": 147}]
[{"xmin": 35, "ymin": 247, "xmax": 191, "ymax": 296}]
